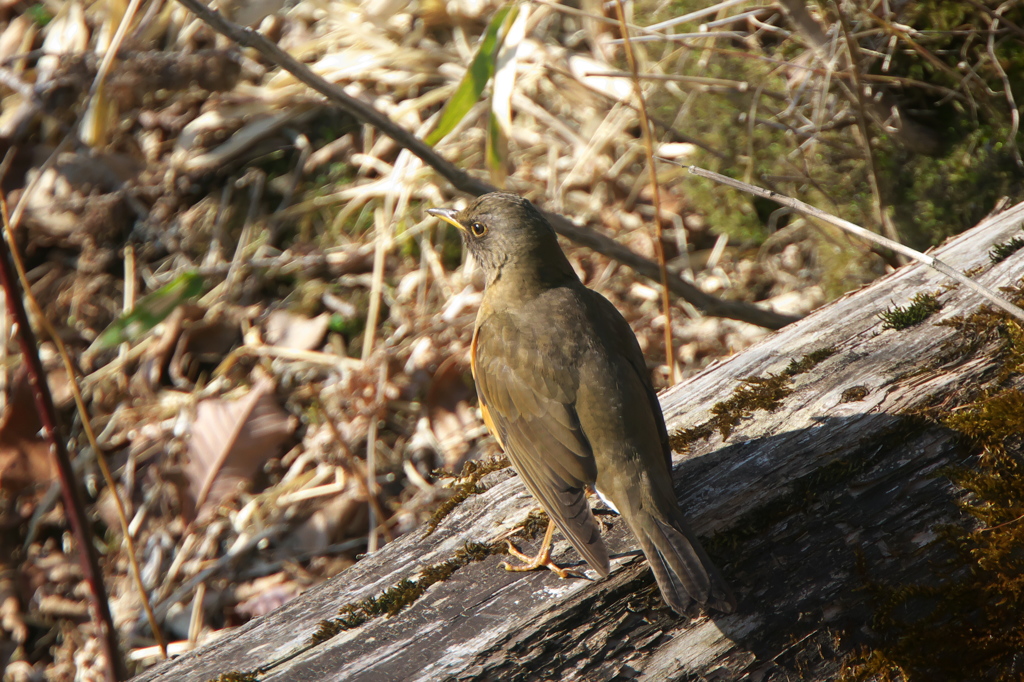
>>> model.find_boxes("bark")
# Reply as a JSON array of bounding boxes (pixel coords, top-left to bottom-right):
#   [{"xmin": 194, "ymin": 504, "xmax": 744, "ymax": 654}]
[{"xmin": 134, "ymin": 202, "xmax": 1024, "ymax": 682}]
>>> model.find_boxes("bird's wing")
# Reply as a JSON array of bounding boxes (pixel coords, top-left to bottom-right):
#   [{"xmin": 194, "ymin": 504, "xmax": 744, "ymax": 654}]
[
  {"xmin": 472, "ymin": 315, "xmax": 610, "ymax": 576},
  {"xmin": 588, "ymin": 291, "xmax": 673, "ymax": 469}
]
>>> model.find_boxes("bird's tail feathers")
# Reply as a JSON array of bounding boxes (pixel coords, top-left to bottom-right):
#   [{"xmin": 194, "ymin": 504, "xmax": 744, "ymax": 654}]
[{"xmin": 630, "ymin": 510, "xmax": 736, "ymax": 614}]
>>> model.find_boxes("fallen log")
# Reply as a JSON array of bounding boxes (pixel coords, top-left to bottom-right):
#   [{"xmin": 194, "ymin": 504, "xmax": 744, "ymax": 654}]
[{"xmin": 134, "ymin": 201, "xmax": 1024, "ymax": 681}]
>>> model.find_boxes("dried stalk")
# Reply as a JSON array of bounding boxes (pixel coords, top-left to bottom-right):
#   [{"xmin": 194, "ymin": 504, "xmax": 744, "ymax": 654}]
[
  {"xmin": 684, "ymin": 165, "xmax": 1024, "ymax": 324},
  {"xmin": 2, "ymin": 200, "xmax": 167, "ymax": 658},
  {"xmin": 834, "ymin": 2, "xmax": 903, "ymax": 255},
  {"xmin": 612, "ymin": 0, "xmax": 677, "ymax": 384},
  {"xmin": 0, "ymin": 200, "xmax": 126, "ymax": 679}
]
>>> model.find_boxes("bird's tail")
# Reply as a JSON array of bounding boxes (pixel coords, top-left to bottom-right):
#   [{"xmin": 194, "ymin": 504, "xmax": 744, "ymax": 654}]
[{"xmin": 625, "ymin": 507, "xmax": 736, "ymax": 614}]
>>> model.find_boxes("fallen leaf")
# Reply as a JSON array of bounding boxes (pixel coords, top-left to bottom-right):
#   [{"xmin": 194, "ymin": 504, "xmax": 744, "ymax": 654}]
[
  {"xmin": 264, "ymin": 311, "xmax": 330, "ymax": 351},
  {"xmin": 186, "ymin": 378, "xmax": 296, "ymax": 517},
  {"xmin": 0, "ymin": 369, "xmax": 55, "ymax": 493}
]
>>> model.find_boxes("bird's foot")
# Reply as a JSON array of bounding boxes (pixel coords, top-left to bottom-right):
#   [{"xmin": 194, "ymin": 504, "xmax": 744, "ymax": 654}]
[
  {"xmin": 501, "ymin": 519, "xmax": 574, "ymax": 579},
  {"xmin": 501, "ymin": 541, "xmax": 573, "ymax": 579}
]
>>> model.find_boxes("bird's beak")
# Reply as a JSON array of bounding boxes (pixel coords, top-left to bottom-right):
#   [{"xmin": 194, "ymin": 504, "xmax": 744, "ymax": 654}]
[{"xmin": 427, "ymin": 207, "xmax": 467, "ymax": 233}]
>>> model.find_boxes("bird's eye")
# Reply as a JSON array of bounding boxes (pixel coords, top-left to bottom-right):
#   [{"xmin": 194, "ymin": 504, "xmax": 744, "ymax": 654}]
[{"xmin": 470, "ymin": 222, "xmax": 487, "ymax": 237}]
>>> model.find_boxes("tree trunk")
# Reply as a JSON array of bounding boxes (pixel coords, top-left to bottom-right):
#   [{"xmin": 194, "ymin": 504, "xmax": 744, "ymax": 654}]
[{"xmin": 134, "ymin": 202, "xmax": 1024, "ymax": 681}]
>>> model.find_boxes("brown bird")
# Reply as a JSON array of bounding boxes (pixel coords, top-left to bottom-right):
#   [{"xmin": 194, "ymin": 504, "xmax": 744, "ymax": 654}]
[{"xmin": 428, "ymin": 193, "xmax": 735, "ymax": 615}]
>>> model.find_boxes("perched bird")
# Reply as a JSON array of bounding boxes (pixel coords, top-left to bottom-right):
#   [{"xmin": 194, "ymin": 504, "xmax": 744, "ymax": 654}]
[{"xmin": 428, "ymin": 193, "xmax": 735, "ymax": 615}]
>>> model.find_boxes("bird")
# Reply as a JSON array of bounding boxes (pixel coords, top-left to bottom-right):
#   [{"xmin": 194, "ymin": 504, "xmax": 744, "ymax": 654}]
[{"xmin": 427, "ymin": 193, "xmax": 736, "ymax": 615}]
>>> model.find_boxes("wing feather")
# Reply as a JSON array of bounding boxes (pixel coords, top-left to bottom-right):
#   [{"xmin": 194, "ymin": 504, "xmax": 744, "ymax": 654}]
[{"xmin": 472, "ymin": 317, "xmax": 609, "ymax": 576}]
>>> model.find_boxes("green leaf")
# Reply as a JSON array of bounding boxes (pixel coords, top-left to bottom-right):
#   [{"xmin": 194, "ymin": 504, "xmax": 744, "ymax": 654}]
[
  {"xmin": 93, "ymin": 272, "xmax": 205, "ymax": 349},
  {"xmin": 27, "ymin": 3, "xmax": 53, "ymax": 26},
  {"xmin": 424, "ymin": 4, "xmax": 518, "ymax": 146},
  {"xmin": 486, "ymin": 109, "xmax": 507, "ymax": 186}
]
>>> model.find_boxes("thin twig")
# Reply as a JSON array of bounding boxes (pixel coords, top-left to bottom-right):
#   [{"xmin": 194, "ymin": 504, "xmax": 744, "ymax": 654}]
[
  {"xmin": 0, "ymin": 200, "xmax": 126, "ymax": 679},
  {"xmin": 362, "ymin": 209, "xmax": 389, "ymax": 361},
  {"xmin": 80, "ymin": 0, "xmax": 145, "ymax": 146},
  {"xmin": 964, "ymin": 0, "xmax": 1024, "ymax": 41},
  {"xmin": 612, "ymin": 0, "xmax": 677, "ymax": 384},
  {"xmin": 1, "ymin": 197, "xmax": 167, "ymax": 658},
  {"xmin": 3, "ymin": 195, "xmax": 168, "ymax": 660},
  {"xmin": 835, "ymin": 3, "xmax": 903, "ymax": 254},
  {"xmin": 683, "ymin": 165, "xmax": 1024, "ymax": 324},
  {"xmin": 986, "ymin": 4, "xmax": 1024, "ymax": 170}
]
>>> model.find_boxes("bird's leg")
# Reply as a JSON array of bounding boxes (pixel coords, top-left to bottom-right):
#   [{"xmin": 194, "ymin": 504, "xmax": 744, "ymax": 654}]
[{"xmin": 501, "ymin": 519, "xmax": 573, "ymax": 579}]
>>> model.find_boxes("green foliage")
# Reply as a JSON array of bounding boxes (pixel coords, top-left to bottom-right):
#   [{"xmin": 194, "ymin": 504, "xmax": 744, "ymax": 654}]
[
  {"xmin": 879, "ymin": 128, "xmax": 1023, "ymax": 250},
  {"xmin": 27, "ymin": 3, "xmax": 52, "ymax": 26},
  {"xmin": 92, "ymin": 272, "xmax": 205, "ymax": 350},
  {"xmin": 877, "ymin": 293, "xmax": 942, "ymax": 331},
  {"xmin": 640, "ymin": 0, "xmax": 1024, "ymax": 296},
  {"xmin": 425, "ymin": 4, "xmax": 518, "ymax": 145},
  {"xmin": 989, "ymin": 235, "xmax": 1024, "ymax": 264}
]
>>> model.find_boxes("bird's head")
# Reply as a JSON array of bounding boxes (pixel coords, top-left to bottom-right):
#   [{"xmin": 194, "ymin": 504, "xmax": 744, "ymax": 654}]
[{"xmin": 428, "ymin": 193, "xmax": 575, "ymax": 285}]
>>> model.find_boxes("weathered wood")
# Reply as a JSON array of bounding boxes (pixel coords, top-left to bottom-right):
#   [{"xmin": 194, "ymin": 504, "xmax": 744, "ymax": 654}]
[{"xmin": 134, "ymin": 202, "xmax": 1024, "ymax": 682}]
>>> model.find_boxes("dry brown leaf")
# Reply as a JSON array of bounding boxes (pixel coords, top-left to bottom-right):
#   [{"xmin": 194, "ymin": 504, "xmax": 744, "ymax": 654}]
[
  {"xmin": 263, "ymin": 311, "xmax": 330, "ymax": 351},
  {"xmin": 0, "ymin": 370, "xmax": 55, "ymax": 493},
  {"xmin": 186, "ymin": 378, "xmax": 296, "ymax": 517}
]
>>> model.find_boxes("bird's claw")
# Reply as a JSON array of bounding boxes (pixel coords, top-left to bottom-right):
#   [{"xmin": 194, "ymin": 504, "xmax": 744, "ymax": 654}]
[{"xmin": 501, "ymin": 540, "xmax": 574, "ymax": 579}]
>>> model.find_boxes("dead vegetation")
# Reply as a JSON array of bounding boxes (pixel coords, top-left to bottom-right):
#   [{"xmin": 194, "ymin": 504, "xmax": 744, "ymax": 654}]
[{"xmin": 0, "ymin": 0, "xmax": 1020, "ymax": 678}]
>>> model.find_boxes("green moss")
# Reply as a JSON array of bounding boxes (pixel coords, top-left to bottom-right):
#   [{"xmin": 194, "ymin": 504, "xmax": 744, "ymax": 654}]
[
  {"xmin": 517, "ymin": 509, "xmax": 551, "ymax": 539},
  {"xmin": 316, "ymin": 539, "xmax": 515, "ymax": 641},
  {"xmin": 785, "ymin": 346, "xmax": 839, "ymax": 375},
  {"xmin": 936, "ymin": 296, "xmax": 1024, "ymax": 383},
  {"xmin": 944, "ymin": 389, "xmax": 1024, "ymax": 455},
  {"xmin": 841, "ymin": 386, "xmax": 870, "ymax": 403},
  {"xmin": 841, "ymin": 291, "xmax": 1024, "ymax": 681},
  {"xmin": 426, "ymin": 456, "xmax": 510, "ymax": 533},
  {"xmin": 304, "ymin": 462, "xmax": 522, "ymax": 641},
  {"xmin": 208, "ymin": 673, "xmax": 259, "ymax": 682},
  {"xmin": 989, "ymin": 235, "xmax": 1024, "ymax": 264},
  {"xmin": 842, "ymin": 414, "xmax": 1024, "ymax": 681},
  {"xmin": 310, "ymin": 619, "xmax": 343, "ymax": 645},
  {"xmin": 671, "ymin": 347, "xmax": 836, "ymax": 447},
  {"xmin": 709, "ymin": 374, "xmax": 793, "ymax": 440},
  {"xmin": 877, "ymin": 293, "xmax": 942, "ymax": 330}
]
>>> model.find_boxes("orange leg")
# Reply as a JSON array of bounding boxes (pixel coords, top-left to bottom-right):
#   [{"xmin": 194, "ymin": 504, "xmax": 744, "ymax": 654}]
[{"xmin": 501, "ymin": 519, "xmax": 573, "ymax": 579}]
